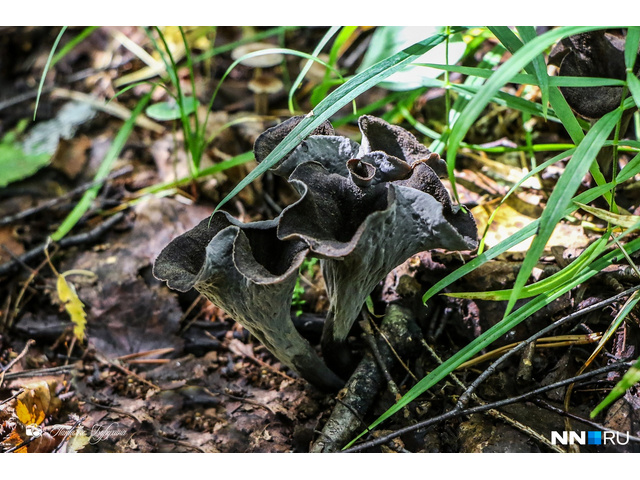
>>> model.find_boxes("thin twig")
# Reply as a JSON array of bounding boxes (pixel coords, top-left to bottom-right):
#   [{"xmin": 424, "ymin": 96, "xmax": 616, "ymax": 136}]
[
  {"xmin": 534, "ymin": 399, "xmax": 640, "ymax": 443},
  {"xmin": 343, "ymin": 360, "xmax": 634, "ymax": 452},
  {"xmin": 0, "ymin": 388, "xmax": 24, "ymax": 406},
  {"xmin": 0, "ymin": 339, "xmax": 35, "ymax": 388},
  {"xmin": 52, "ymin": 415, "xmax": 88, "ymax": 453},
  {"xmin": 420, "ymin": 337, "xmax": 564, "ymax": 453},
  {"xmin": 0, "ymin": 167, "xmax": 132, "ymax": 227},
  {"xmin": 0, "ymin": 211, "xmax": 126, "ymax": 277},
  {"xmin": 457, "ymin": 284, "xmax": 640, "ymax": 410},
  {"xmin": 1, "ymin": 364, "xmax": 76, "ymax": 381}
]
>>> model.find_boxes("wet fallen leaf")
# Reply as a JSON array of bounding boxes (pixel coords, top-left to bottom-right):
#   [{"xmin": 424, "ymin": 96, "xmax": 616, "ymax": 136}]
[{"xmin": 16, "ymin": 380, "xmax": 62, "ymax": 425}]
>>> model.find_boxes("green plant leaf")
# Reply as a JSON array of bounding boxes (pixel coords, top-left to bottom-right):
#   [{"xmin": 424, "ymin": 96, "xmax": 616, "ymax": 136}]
[
  {"xmin": 35, "ymin": 26, "xmax": 67, "ymax": 120},
  {"xmin": 215, "ymin": 28, "xmax": 464, "ymax": 213},
  {"xmin": 517, "ymin": 26, "xmax": 549, "ymax": 118},
  {"xmin": 146, "ymin": 96, "xmax": 199, "ymax": 121},
  {"xmin": 289, "ymin": 26, "xmax": 340, "ymax": 112},
  {"xmin": 617, "ymin": 152, "xmax": 640, "ymax": 183},
  {"xmin": 0, "ymin": 143, "xmax": 51, "ymax": 188},
  {"xmin": 446, "ymin": 234, "xmax": 607, "ymax": 300}
]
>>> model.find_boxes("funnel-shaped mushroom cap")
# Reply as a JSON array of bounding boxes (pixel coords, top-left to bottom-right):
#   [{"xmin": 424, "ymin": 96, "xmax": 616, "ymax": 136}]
[
  {"xmin": 153, "ymin": 212, "xmax": 343, "ymax": 390},
  {"xmin": 549, "ymin": 30, "xmax": 640, "ymax": 119},
  {"xmin": 279, "ymin": 159, "xmax": 477, "ymax": 348},
  {"xmin": 255, "ymin": 115, "xmax": 477, "ymax": 370},
  {"xmin": 253, "ymin": 115, "xmax": 338, "ymax": 176}
]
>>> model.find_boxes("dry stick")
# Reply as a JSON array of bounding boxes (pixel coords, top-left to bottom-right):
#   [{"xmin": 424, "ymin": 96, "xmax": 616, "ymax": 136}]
[
  {"xmin": 1, "ymin": 364, "xmax": 76, "ymax": 381},
  {"xmin": 368, "ymin": 313, "xmax": 418, "ymax": 383},
  {"xmin": 456, "ymin": 283, "xmax": 640, "ymax": 410},
  {"xmin": 420, "ymin": 338, "xmax": 564, "ymax": 453},
  {"xmin": 0, "ymin": 166, "xmax": 133, "ymax": 227},
  {"xmin": 360, "ymin": 317, "xmax": 405, "ymax": 403},
  {"xmin": 344, "ymin": 287, "xmax": 640, "ymax": 453},
  {"xmin": 0, "ymin": 211, "xmax": 126, "ymax": 278},
  {"xmin": 0, "ymin": 388, "xmax": 24, "ymax": 406},
  {"xmin": 0, "ymin": 339, "xmax": 35, "ymax": 388},
  {"xmin": 343, "ymin": 360, "xmax": 634, "ymax": 452},
  {"xmin": 535, "ymin": 399, "xmax": 640, "ymax": 443}
]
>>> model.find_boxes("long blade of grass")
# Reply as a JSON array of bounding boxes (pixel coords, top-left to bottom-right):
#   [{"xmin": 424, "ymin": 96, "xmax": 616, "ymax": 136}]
[
  {"xmin": 517, "ymin": 26, "xmax": 549, "ymax": 118},
  {"xmin": 446, "ymin": 234, "xmax": 608, "ymax": 300},
  {"xmin": 446, "ymin": 26, "xmax": 601, "ymax": 200},
  {"xmin": 428, "ymin": 42, "xmax": 505, "ymax": 155},
  {"xmin": 414, "ymin": 63, "xmax": 626, "ymax": 88},
  {"xmin": 347, "ymin": 233, "xmax": 640, "ymax": 448},
  {"xmin": 215, "ymin": 28, "xmax": 465, "ymax": 212},
  {"xmin": 288, "ymin": 26, "xmax": 340, "ymax": 112},
  {"xmin": 503, "ymin": 107, "xmax": 622, "ymax": 318},
  {"xmin": 625, "ymin": 27, "xmax": 640, "ymax": 71},
  {"xmin": 617, "ymin": 152, "xmax": 640, "ymax": 183},
  {"xmin": 51, "ymin": 26, "xmax": 98, "ymax": 68},
  {"xmin": 34, "ymin": 26, "xmax": 67, "ymax": 120},
  {"xmin": 50, "ymin": 90, "xmax": 153, "ymax": 241},
  {"xmin": 422, "ymin": 180, "xmax": 616, "ymax": 304}
]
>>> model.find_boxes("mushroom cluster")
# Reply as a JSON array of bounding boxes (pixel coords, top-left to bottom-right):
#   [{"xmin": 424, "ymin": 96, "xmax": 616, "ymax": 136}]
[{"xmin": 154, "ymin": 115, "xmax": 478, "ymax": 390}]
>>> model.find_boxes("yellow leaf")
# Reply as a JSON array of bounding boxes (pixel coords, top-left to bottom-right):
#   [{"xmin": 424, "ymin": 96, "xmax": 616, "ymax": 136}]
[{"xmin": 57, "ymin": 274, "xmax": 87, "ymax": 342}]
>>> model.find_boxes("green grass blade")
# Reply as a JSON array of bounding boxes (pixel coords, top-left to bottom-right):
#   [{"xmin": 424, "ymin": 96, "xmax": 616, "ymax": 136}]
[
  {"xmin": 422, "ymin": 180, "xmax": 616, "ymax": 304},
  {"xmin": 591, "ymin": 355, "xmax": 640, "ymax": 418},
  {"xmin": 215, "ymin": 28, "xmax": 465, "ymax": 212},
  {"xmin": 625, "ymin": 27, "xmax": 640, "ymax": 71},
  {"xmin": 617, "ymin": 152, "xmax": 640, "ymax": 183},
  {"xmin": 348, "ymin": 233, "xmax": 640, "ymax": 448},
  {"xmin": 517, "ymin": 26, "xmax": 549, "ymax": 118},
  {"xmin": 34, "ymin": 26, "xmax": 67, "ymax": 120},
  {"xmin": 446, "ymin": 26, "xmax": 602, "ymax": 200},
  {"xmin": 137, "ymin": 151, "xmax": 254, "ymax": 196},
  {"xmin": 50, "ymin": 91, "xmax": 153, "ymax": 241},
  {"xmin": 50, "ymin": 26, "xmax": 99, "ymax": 68},
  {"xmin": 503, "ymin": 107, "xmax": 622, "ymax": 318},
  {"xmin": 288, "ymin": 26, "xmax": 340, "ymax": 112},
  {"xmin": 447, "ymin": 234, "xmax": 607, "ymax": 300},
  {"xmin": 626, "ymin": 72, "xmax": 640, "ymax": 113},
  {"xmin": 414, "ymin": 63, "xmax": 625, "ymax": 88}
]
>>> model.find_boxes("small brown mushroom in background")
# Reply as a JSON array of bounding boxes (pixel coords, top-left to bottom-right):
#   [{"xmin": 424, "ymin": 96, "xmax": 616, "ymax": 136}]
[
  {"xmin": 231, "ymin": 42, "xmax": 284, "ymax": 115},
  {"xmin": 248, "ymin": 75, "xmax": 283, "ymax": 115}
]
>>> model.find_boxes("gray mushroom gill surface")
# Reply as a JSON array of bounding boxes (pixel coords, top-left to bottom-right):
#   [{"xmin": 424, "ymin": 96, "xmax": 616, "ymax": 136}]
[
  {"xmin": 255, "ymin": 115, "xmax": 478, "ymax": 374},
  {"xmin": 153, "ymin": 211, "xmax": 343, "ymax": 391}
]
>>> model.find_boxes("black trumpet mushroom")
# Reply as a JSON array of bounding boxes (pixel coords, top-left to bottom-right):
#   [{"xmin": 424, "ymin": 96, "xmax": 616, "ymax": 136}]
[
  {"xmin": 153, "ymin": 211, "xmax": 343, "ymax": 391},
  {"xmin": 255, "ymin": 115, "xmax": 478, "ymax": 374},
  {"xmin": 548, "ymin": 29, "xmax": 640, "ymax": 178},
  {"xmin": 549, "ymin": 30, "xmax": 640, "ymax": 120}
]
